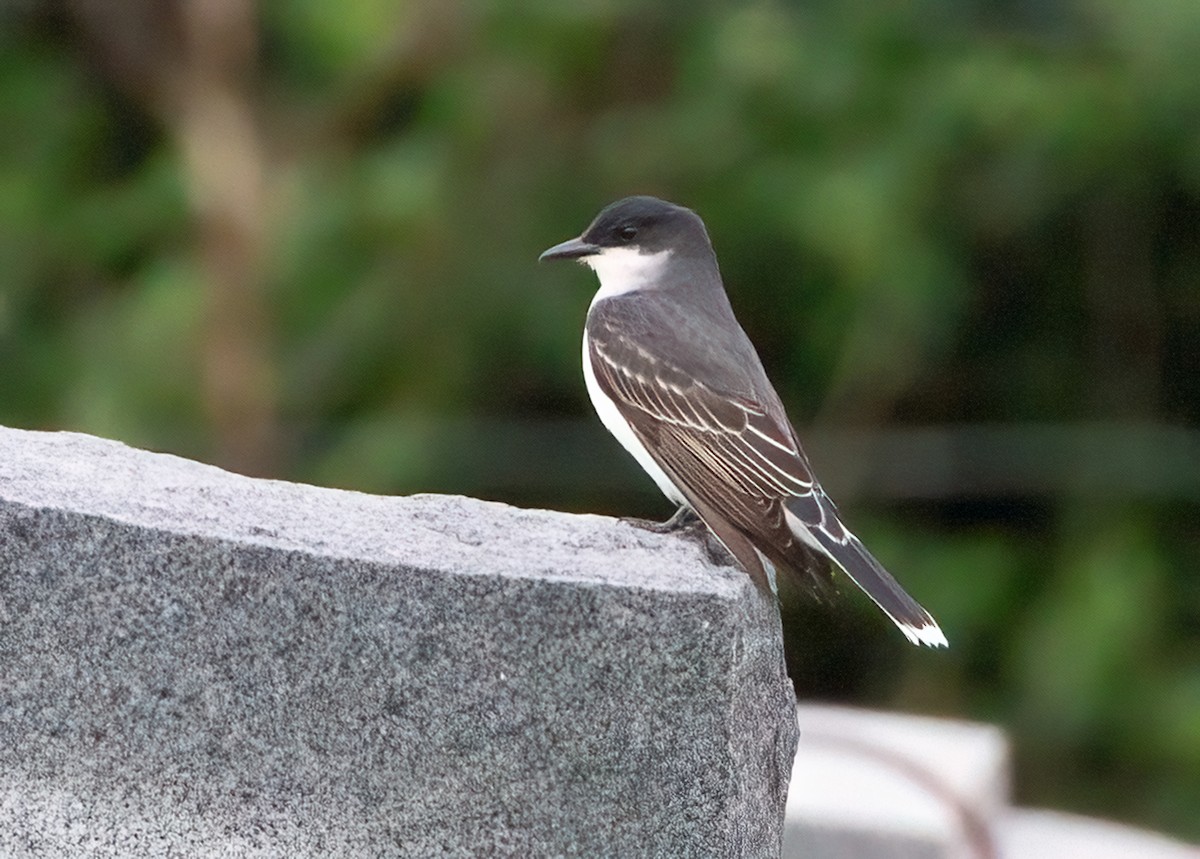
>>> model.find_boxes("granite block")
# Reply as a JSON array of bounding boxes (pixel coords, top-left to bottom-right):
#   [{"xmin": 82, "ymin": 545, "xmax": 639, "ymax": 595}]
[{"xmin": 0, "ymin": 427, "xmax": 798, "ymax": 858}]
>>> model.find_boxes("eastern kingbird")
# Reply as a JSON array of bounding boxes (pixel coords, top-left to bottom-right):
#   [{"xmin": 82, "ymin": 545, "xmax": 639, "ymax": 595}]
[{"xmin": 540, "ymin": 196, "xmax": 946, "ymax": 647}]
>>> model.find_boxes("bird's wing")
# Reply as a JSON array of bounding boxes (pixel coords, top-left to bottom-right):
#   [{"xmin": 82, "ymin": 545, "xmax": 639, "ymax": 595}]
[{"xmin": 587, "ymin": 321, "xmax": 946, "ymax": 647}]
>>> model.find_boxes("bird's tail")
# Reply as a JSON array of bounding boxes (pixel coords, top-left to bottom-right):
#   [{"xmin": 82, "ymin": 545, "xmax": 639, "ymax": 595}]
[{"xmin": 782, "ymin": 495, "xmax": 948, "ymax": 648}]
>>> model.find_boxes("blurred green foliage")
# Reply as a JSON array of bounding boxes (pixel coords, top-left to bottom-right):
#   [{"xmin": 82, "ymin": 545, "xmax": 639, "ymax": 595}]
[{"xmin": 1, "ymin": 0, "xmax": 1198, "ymax": 841}]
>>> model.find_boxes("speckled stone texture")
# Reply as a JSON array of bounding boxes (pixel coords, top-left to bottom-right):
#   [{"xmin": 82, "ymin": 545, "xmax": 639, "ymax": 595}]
[{"xmin": 0, "ymin": 427, "xmax": 798, "ymax": 858}]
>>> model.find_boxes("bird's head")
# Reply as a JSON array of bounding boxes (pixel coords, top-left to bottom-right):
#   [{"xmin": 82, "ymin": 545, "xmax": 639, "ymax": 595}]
[{"xmin": 539, "ymin": 196, "xmax": 713, "ymax": 293}]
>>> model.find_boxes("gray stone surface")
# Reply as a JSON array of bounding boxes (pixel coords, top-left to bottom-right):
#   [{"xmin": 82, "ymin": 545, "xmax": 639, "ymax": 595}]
[{"xmin": 0, "ymin": 427, "xmax": 799, "ymax": 858}]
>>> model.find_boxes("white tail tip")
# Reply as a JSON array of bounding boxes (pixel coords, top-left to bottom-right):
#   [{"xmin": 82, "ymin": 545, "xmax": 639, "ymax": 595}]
[{"xmin": 898, "ymin": 620, "xmax": 949, "ymax": 648}]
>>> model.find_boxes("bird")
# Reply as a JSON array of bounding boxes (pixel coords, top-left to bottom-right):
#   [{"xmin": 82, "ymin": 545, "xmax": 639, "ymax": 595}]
[{"xmin": 539, "ymin": 195, "xmax": 946, "ymax": 647}]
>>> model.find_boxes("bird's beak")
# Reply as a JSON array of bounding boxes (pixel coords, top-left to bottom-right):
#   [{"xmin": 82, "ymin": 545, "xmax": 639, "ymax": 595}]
[{"xmin": 539, "ymin": 236, "xmax": 600, "ymax": 262}]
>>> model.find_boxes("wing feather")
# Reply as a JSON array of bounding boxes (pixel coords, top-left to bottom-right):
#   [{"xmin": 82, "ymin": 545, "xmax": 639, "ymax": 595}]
[
  {"xmin": 589, "ymin": 333, "xmax": 817, "ymax": 505},
  {"xmin": 588, "ymin": 330, "xmax": 828, "ymax": 592}
]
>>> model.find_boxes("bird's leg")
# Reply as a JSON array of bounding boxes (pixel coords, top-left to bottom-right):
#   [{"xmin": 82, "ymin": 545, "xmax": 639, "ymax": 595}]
[
  {"xmin": 622, "ymin": 506, "xmax": 737, "ymax": 567},
  {"xmin": 620, "ymin": 504, "xmax": 700, "ymax": 533}
]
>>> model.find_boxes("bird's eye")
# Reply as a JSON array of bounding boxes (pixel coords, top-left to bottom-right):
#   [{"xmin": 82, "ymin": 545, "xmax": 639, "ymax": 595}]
[{"xmin": 617, "ymin": 225, "xmax": 638, "ymax": 241}]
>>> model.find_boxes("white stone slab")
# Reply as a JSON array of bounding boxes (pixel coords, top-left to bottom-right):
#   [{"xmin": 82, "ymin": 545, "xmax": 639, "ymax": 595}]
[
  {"xmin": 1002, "ymin": 809, "xmax": 1200, "ymax": 859},
  {"xmin": 784, "ymin": 704, "xmax": 1009, "ymax": 858}
]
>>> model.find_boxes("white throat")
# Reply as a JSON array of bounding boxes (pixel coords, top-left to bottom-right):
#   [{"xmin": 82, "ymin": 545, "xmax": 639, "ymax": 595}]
[{"xmin": 583, "ymin": 247, "xmax": 673, "ymax": 303}]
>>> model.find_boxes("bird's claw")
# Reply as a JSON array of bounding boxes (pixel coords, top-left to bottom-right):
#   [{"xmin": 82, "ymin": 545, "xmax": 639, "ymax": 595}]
[{"xmin": 621, "ymin": 508, "xmax": 736, "ymax": 567}]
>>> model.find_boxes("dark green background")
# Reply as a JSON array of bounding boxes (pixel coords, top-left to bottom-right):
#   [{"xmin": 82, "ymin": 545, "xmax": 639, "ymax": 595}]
[{"xmin": 2, "ymin": 0, "xmax": 1198, "ymax": 841}]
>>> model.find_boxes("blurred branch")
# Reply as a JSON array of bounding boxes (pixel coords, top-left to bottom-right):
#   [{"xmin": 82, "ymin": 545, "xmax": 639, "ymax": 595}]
[
  {"xmin": 309, "ymin": 417, "xmax": 1200, "ymax": 505},
  {"xmin": 815, "ymin": 422, "xmax": 1200, "ymax": 503},
  {"xmin": 71, "ymin": 0, "xmax": 278, "ymax": 475},
  {"xmin": 175, "ymin": 0, "xmax": 276, "ymax": 476}
]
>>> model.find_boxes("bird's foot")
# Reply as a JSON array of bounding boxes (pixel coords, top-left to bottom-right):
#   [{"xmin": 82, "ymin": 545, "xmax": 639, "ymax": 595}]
[
  {"xmin": 621, "ymin": 507, "xmax": 736, "ymax": 567},
  {"xmin": 619, "ymin": 505, "xmax": 700, "ymax": 534}
]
